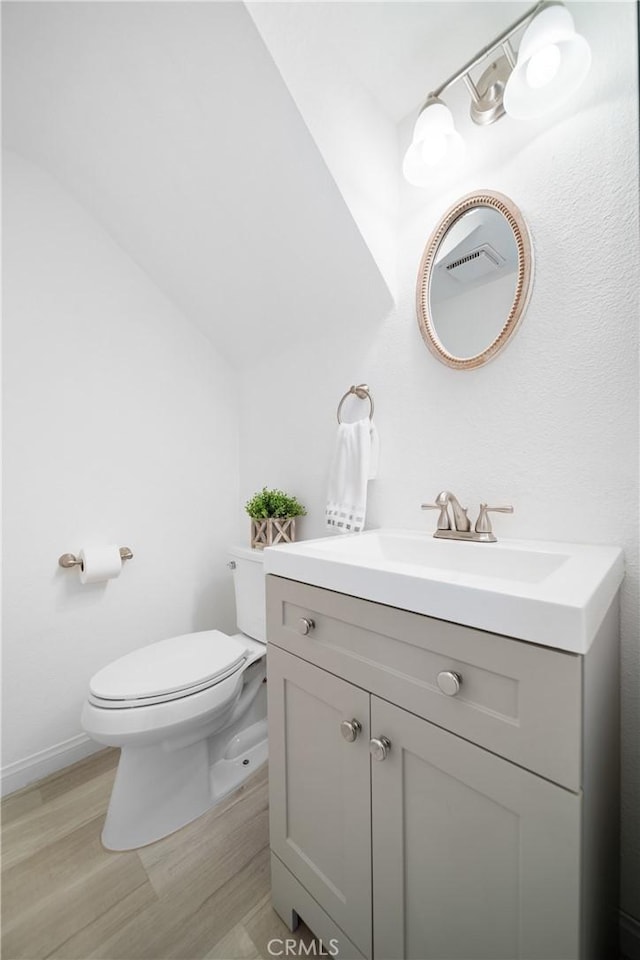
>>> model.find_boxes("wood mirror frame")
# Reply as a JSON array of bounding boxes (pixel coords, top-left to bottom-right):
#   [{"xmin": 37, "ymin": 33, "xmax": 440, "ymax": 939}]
[{"xmin": 416, "ymin": 191, "xmax": 534, "ymax": 370}]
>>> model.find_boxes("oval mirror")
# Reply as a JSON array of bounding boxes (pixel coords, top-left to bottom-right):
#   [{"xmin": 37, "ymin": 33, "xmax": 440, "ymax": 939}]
[{"xmin": 416, "ymin": 191, "xmax": 533, "ymax": 370}]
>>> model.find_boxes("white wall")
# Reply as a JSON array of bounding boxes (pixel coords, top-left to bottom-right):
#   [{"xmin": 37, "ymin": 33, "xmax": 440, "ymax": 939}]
[
  {"xmin": 239, "ymin": 2, "xmax": 640, "ymax": 921},
  {"xmin": 1, "ymin": 0, "xmax": 392, "ymax": 794},
  {"xmin": 2, "ymin": 151, "xmax": 240, "ymax": 789},
  {"xmin": 247, "ymin": 0, "xmax": 401, "ymax": 295},
  {"xmin": 2, "ymin": 1, "xmax": 391, "ymax": 367}
]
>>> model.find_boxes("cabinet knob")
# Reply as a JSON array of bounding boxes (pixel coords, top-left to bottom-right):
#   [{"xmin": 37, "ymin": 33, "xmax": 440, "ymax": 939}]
[
  {"xmin": 437, "ymin": 671, "xmax": 462, "ymax": 696},
  {"xmin": 340, "ymin": 719, "xmax": 362, "ymax": 743},
  {"xmin": 369, "ymin": 737, "xmax": 391, "ymax": 761},
  {"xmin": 297, "ymin": 617, "xmax": 315, "ymax": 636}
]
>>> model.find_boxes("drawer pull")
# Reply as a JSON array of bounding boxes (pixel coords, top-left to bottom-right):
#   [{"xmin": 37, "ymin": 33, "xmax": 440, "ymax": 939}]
[
  {"xmin": 370, "ymin": 737, "xmax": 391, "ymax": 761},
  {"xmin": 437, "ymin": 671, "xmax": 462, "ymax": 696},
  {"xmin": 340, "ymin": 719, "xmax": 362, "ymax": 743},
  {"xmin": 298, "ymin": 617, "xmax": 315, "ymax": 636}
]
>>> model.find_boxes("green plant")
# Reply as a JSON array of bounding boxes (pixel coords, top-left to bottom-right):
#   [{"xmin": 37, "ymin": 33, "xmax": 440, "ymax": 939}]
[{"xmin": 245, "ymin": 487, "xmax": 307, "ymax": 520}]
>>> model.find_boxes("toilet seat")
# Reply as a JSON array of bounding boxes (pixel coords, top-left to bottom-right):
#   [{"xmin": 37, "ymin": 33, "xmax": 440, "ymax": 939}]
[{"xmin": 88, "ymin": 630, "xmax": 249, "ymax": 709}]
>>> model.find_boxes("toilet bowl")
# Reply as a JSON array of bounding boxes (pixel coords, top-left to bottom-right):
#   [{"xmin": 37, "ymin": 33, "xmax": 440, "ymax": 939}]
[{"xmin": 81, "ymin": 545, "xmax": 267, "ymax": 851}]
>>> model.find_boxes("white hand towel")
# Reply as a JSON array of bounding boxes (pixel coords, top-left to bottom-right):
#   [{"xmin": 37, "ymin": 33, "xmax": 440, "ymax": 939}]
[{"xmin": 325, "ymin": 419, "xmax": 379, "ymax": 533}]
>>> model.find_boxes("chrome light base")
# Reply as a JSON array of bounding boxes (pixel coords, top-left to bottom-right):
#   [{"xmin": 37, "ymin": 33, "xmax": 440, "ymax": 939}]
[{"xmin": 468, "ymin": 54, "xmax": 513, "ymax": 126}]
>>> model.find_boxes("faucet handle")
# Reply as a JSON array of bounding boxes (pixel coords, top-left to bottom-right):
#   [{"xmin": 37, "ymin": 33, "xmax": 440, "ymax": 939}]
[
  {"xmin": 475, "ymin": 504, "xmax": 514, "ymax": 534},
  {"xmin": 421, "ymin": 503, "xmax": 451, "ymax": 530}
]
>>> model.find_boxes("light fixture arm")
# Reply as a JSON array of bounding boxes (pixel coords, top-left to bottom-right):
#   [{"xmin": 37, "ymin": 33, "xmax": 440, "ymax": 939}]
[
  {"xmin": 502, "ymin": 40, "xmax": 517, "ymax": 71},
  {"xmin": 422, "ymin": 0, "xmax": 551, "ymax": 106},
  {"xmin": 404, "ymin": 0, "xmax": 591, "ymax": 187}
]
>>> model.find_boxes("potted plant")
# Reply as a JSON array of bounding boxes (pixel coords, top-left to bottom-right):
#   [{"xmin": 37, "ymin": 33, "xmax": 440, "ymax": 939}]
[{"xmin": 245, "ymin": 487, "xmax": 307, "ymax": 549}]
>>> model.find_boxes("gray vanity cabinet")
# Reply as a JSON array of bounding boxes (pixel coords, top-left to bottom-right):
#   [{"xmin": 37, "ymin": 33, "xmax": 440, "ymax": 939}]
[
  {"xmin": 266, "ymin": 575, "xmax": 619, "ymax": 960},
  {"xmin": 370, "ymin": 695, "xmax": 580, "ymax": 960},
  {"xmin": 267, "ymin": 645, "xmax": 372, "ymax": 957}
]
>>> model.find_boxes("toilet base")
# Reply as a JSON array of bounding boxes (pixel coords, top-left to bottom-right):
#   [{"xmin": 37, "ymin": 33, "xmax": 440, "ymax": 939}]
[
  {"xmin": 209, "ymin": 718, "xmax": 268, "ymax": 803},
  {"xmin": 102, "ymin": 739, "xmax": 211, "ymax": 850},
  {"xmin": 101, "ymin": 709, "xmax": 268, "ymax": 851}
]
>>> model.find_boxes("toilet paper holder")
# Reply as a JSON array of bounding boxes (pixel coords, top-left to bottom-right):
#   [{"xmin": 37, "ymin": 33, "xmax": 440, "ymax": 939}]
[{"xmin": 58, "ymin": 547, "xmax": 134, "ymax": 569}]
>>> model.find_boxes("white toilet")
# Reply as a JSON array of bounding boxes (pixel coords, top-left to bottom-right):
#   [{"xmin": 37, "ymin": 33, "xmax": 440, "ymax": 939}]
[{"xmin": 81, "ymin": 545, "xmax": 267, "ymax": 851}]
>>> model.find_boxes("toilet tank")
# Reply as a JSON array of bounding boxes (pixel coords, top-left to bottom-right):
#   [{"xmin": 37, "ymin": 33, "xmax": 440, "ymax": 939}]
[{"xmin": 229, "ymin": 545, "xmax": 266, "ymax": 642}]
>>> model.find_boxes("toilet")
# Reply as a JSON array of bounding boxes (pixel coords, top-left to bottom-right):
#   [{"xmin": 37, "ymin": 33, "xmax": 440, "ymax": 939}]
[{"xmin": 81, "ymin": 545, "xmax": 267, "ymax": 851}]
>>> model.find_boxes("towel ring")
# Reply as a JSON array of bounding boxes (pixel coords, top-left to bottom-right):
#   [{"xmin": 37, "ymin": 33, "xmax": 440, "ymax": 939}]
[{"xmin": 336, "ymin": 384, "xmax": 374, "ymax": 424}]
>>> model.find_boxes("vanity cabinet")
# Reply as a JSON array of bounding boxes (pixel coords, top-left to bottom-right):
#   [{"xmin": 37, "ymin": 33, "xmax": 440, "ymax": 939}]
[
  {"xmin": 268, "ymin": 647, "xmax": 372, "ymax": 956},
  {"xmin": 266, "ymin": 575, "xmax": 619, "ymax": 960}
]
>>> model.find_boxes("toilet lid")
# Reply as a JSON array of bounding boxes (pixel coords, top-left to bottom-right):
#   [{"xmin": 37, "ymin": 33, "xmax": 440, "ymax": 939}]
[{"xmin": 89, "ymin": 630, "xmax": 248, "ymax": 703}]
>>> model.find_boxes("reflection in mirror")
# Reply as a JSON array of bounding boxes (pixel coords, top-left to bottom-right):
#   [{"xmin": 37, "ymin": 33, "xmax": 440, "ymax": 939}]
[
  {"xmin": 430, "ymin": 208, "xmax": 519, "ymax": 359},
  {"xmin": 417, "ymin": 192, "xmax": 533, "ymax": 370}
]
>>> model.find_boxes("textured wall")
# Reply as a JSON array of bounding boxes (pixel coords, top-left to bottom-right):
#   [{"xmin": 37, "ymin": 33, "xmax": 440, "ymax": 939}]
[
  {"xmin": 2, "ymin": 152, "xmax": 239, "ymax": 785},
  {"xmin": 239, "ymin": 3, "xmax": 640, "ymax": 920}
]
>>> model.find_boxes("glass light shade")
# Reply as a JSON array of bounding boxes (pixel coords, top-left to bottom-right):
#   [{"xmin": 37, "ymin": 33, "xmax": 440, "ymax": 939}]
[
  {"xmin": 504, "ymin": 5, "xmax": 591, "ymax": 119},
  {"xmin": 402, "ymin": 99, "xmax": 465, "ymax": 187},
  {"xmin": 525, "ymin": 42, "xmax": 562, "ymax": 89}
]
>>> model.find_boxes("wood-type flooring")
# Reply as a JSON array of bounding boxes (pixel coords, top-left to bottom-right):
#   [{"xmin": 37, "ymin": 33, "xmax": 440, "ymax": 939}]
[{"xmin": 2, "ymin": 750, "xmax": 319, "ymax": 959}]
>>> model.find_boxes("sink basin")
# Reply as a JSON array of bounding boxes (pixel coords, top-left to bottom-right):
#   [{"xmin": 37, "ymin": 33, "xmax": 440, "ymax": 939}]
[
  {"xmin": 262, "ymin": 529, "xmax": 624, "ymax": 653},
  {"xmin": 300, "ymin": 531, "xmax": 570, "ymax": 584}
]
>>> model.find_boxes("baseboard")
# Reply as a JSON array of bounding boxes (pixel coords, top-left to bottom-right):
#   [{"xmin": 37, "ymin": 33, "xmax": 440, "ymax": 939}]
[
  {"xmin": 1, "ymin": 733, "xmax": 101, "ymax": 797},
  {"xmin": 621, "ymin": 910, "xmax": 640, "ymax": 960}
]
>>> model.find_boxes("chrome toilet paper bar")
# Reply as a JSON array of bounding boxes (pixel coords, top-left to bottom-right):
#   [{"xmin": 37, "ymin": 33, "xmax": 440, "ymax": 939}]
[{"xmin": 58, "ymin": 547, "xmax": 134, "ymax": 569}]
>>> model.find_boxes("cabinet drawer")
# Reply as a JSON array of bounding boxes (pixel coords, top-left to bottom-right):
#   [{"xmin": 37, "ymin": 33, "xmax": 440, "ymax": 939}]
[{"xmin": 266, "ymin": 576, "xmax": 582, "ymax": 791}]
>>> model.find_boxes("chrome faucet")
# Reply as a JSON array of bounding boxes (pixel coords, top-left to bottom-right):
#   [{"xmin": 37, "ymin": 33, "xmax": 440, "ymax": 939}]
[
  {"xmin": 421, "ymin": 491, "xmax": 513, "ymax": 543},
  {"xmin": 424, "ymin": 490, "xmax": 471, "ymax": 533}
]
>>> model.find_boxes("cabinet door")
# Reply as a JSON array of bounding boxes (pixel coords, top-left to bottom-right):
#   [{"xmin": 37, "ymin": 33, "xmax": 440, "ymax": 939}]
[
  {"xmin": 371, "ymin": 697, "xmax": 581, "ymax": 960},
  {"xmin": 268, "ymin": 645, "xmax": 372, "ymax": 956}
]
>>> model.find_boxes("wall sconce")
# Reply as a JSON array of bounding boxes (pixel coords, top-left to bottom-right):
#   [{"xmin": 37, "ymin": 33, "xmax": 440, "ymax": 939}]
[{"xmin": 403, "ymin": 1, "xmax": 591, "ymax": 187}]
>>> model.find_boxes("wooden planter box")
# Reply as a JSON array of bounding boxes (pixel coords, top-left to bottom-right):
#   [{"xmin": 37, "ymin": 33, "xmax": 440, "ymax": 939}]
[{"xmin": 251, "ymin": 518, "xmax": 297, "ymax": 550}]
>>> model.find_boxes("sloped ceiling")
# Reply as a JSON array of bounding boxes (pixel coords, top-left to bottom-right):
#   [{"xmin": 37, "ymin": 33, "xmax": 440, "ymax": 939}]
[{"xmin": 2, "ymin": 1, "xmax": 392, "ymax": 365}]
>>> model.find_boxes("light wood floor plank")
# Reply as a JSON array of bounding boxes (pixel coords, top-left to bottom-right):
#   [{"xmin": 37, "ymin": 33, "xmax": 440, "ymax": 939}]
[
  {"xmin": 2, "ymin": 816, "xmax": 138, "ymax": 918},
  {"xmin": 160, "ymin": 845, "xmax": 273, "ymax": 960},
  {"xmin": 46, "ymin": 881, "xmax": 158, "ymax": 960},
  {"xmin": 1, "ymin": 785, "xmax": 43, "ymax": 825},
  {"xmin": 90, "ymin": 845, "xmax": 272, "ymax": 959},
  {"xmin": 1, "ymin": 752, "xmax": 314, "ymax": 960},
  {"xmin": 2, "ymin": 769, "xmax": 117, "ymax": 871},
  {"xmin": 38, "ymin": 749, "xmax": 118, "ymax": 804},
  {"xmin": 2, "ymin": 843, "xmax": 150, "ymax": 958},
  {"xmin": 204, "ymin": 922, "xmax": 262, "ymax": 960}
]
